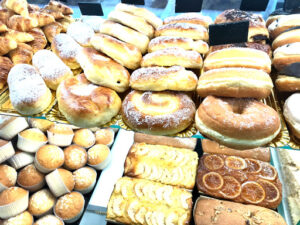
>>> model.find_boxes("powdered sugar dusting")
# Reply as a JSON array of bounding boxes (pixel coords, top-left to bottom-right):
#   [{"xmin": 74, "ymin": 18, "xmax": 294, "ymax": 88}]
[
  {"xmin": 67, "ymin": 21, "xmax": 95, "ymax": 46},
  {"xmin": 70, "ymin": 84, "xmax": 98, "ymax": 96},
  {"xmin": 53, "ymin": 33, "xmax": 81, "ymax": 59},
  {"xmin": 143, "ymin": 47, "xmax": 201, "ymax": 61},
  {"xmin": 73, "ymin": 167, "xmax": 96, "ymax": 187}
]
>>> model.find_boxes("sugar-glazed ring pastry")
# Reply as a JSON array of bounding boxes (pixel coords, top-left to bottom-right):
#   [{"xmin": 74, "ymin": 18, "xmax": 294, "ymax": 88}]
[
  {"xmin": 268, "ymin": 14, "xmax": 300, "ymax": 39},
  {"xmin": 163, "ymin": 13, "xmax": 213, "ymax": 28},
  {"xmin": 272, "ymin": 28, "xmax": 300, "ymax": 50},
  {"xmin": 273, "ymin": 42, "xmax": 300, "ymax": 71},
  {"xmin": 195, "ymin": 96, "xmax": 281, "ymax": 149},
  {"xmin": 275, "ymin": 75, "xmax": 300, "ymax": 92},
  {"xmin": 57, "ymin": 73, "xmax": 121, "ymax": 128},
  {"xmin": 122, "ymin": 90, "xmax": 196, "ymax": 135}
]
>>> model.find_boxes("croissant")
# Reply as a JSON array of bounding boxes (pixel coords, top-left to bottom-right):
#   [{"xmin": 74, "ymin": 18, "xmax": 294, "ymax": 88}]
[
  {"xmin": 0, "ymin": 36, "xmax": 17, "ymax": 55},
  {"xmin": 40, "ymin": 8, "xmax": 64, "ymax": 20},
  {"xmin": 0, "ymin": 56, "xmax": 13, "ymax": 89},
  {"xmin": 45, "ymin": 0, "xmax": 73, "ymax": 15},
  {"xmin": 4, "ymin": 29, "xmax": 34, "ymax": 43},
  {"xmin": 9, "ymin": 42, "xmax": 33, "ymax": 64},
  {"xmin": 5, "ymin": 0, "xmax": 28, "ymax": 17},
  {"xmin": 27, "ymin": 28, "xmax": 47, "ymax": 53},
  {"xmin": 57, "ymin": 15, "xmax": 74, "ymax": 32},
  {"xmin": 0, "ymin": 8, "xmax": 14, "ymax": 25},
  {"xmin": 29, "ymin": 11, "xmax": 55, "ymax": 27},
  {"xmin": 0, "ymin": 21, "xmax": 8, "ymax": 33},
  {"xmin": 7, "ymin": 15, "xmax": 38, "ymax": 31},
  {"xmin": 43, "ymin": 22, "xmax": 62, "ymax": 43},
  {"xmin": 28, "ymin": 3, "xmax": 40, "ymax": 12}
]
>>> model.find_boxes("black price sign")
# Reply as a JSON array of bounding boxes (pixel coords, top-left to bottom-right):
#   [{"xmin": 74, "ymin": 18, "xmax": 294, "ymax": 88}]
[
  {"xmin": 121, "ymin": 0, "xmax": 145, "ymax": 5},
  {"xmin": 284, "ymin": 0, "xmax": 300, "ymax": 11},
  {"xmin": 209, "ymin": 21, "xmax": 249, "ymax": 46},
  {"xmin": 280, "ymin": 63, "xmax": 300, "ymax": 78},
  {"xmin": 175, "ymin": 0, "xmax": 203, "ymax": 13},
  {"xmin": 240, "ymin": 0, "xmax": 269, "ymax": 11},
  {"xmin": 78, "ymin": 2, "xmax": 104, "ymax": 16}
]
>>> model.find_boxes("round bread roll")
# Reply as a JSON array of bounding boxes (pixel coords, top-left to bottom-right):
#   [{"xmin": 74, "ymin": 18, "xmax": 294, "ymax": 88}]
[
  {"xmin": 64, "ymin": 145, "xmax": 87, "ymax": 170},
  {"xmin": 76, "ymin": 48, "xmax": 130, "ymax": 92},
  {"xmin": 0, "ymin": 165, "xmax": 17, "ymax": 191},
  {"xmin": 7, "ymin": 64, "xmax": 52, "ymax": 115},
  {"xmin": 141, "ymin": 47, "xmax": 203, "ymax": 69},
  {"xmin": 273, "ymin": 42, "xmax": 300, "ymax": 71},
  {"xmin": 195, "ymin": 96, "xmax": 281, "ymax": 149},
  {"xmin": 2, "ymin": 211, "xmax": 33, "ymax": 225},
  {"xmin": 164, "ymin": 13, "xmax": 212, "ymax": 28},
  {"xmin": 66, "ymin": 21, "xmax": 94, "ymax": 47},
  {"xmin": 17, "ymin": 164, "xmax": 45, "ymax": 192},
  {"xmin": 73, "ymin": 129, "xmax": 95, "ymax": 148},
  {"xmin": 272, "ymin": 28, "xmax": 300, "ymax": 50},
  {"xmin": 57, "ymin": 73, "xmax": 121, "ymax": 128},
  {"xmin": 34, "ymin": 215, "xmax": 64, "ymax": 225},
  {"xmin": 28, "ymin": 189, "xmax": 55, "ymax": 217},
  {"xmin": 268, "ymin": 14, "xmax": 300, "ymax": 39},
  {"xmin": 51, "ymin": 33, "xmax": 81, "ymax": 69},
  {"xmin": 203, "ymin": 48, "xmax": 271, "ymax": 73},
  {"xmin": 122, "ymin": 90, "xmax": 196, "ymax": 135},
  {"xmin": 32, "ymin": 50, "xmax": 73, "ymax": 90},
  {"xmin": 130, "ymin": 66, "xmax": 198, "ymax": 91},
  {"xmin": 283, "ymin": 93, "xmax": 300, "ymax": 139},
  {"xmin": 196, "ymin": 68, "xmax": 273, "ymax": 99}
]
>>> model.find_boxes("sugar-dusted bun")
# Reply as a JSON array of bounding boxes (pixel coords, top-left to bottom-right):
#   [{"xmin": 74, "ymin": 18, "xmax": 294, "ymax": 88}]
[
  {"xmin": 268, "ymin": 14, "xmax": 300, "ymax": 39},
  {"xmin": 51, "ymin": 33, "xmax": 81, "ymax": 69},
  {"xmin": 54, "ymin": 192, "xmax": 85, "ymax": 223},
  {"xmin": 122, "ymin": 90, "xmax": 196, "ymax": 135},
  {"xmin": 73, "ymin": 129, "xmax": 95, "ymax": 148},
  {"xmin": 141, "ymin": 47, "xmax": 203, "ymax": 69},
  {"xmin": 81, "ymin": 16, "xmax": 104, "ymax": 32},
  {"xmin": 197, "ymin": 68, "xmax": 273, "ymax": 99},
  {"xmin": 100, "ymin": 20, "xmax": 149, "ymax": 54},
  {"xmin": 195, "ymin": 96, "xmax": 281, "ymax": 149},
  {"xmin": 95, "ymin": 128, "xmax": 114, "ymax": 147},
  {"xmin": 164, "ymin": 13, "xmax": 212, "ymax": 28},
  {"xmin": 8, "ymin": 150, "xmax": 34, "ymax": 170},
  {"xmin": 130, "ymin": 66, "xmax": 198, "ymax": 91},
  {"xmin": 76, "ymin": 48, "xmax": 130, "ymax": 92},
  {"xmin": 0, "ymin": 140, "xmax": 15, "ymax": 164},
  {"xmin": 155, "ymin": 23, "xmax": 208, "ymax": 41},
  {"xmin": 7, "ymin": 64, "xmax": 52, "ymax": 115},
  {"xmin": 204, "ymin": 48, "xmax": 271, "ymax": 73},
  {"xmin": 91, "ymin": 33, "xmax": 142, "ymax": 70},
  {"xmin": 73, "ymin": 167, "xmax": 97, "ymax": 194},
  {"xmin": 66, "ymin": 21, "xmax": 94, "ymax": 47},
  {"xmin": 0, "ymin": 165, "xmax": 17, "ymax": 192},
  {"xmin": 2, "ymin": 211, "xmax": 33, "ymax": 225},
  {"xmin": 87, "ymin": 144, "xmax": 111, "ymax": 170},
  {"xmin": 34, "ymin": 215, "xmax": 64, "ymax": 225},
  {"xmin": 115, "ymin": 3, "xmax": 162, "ymax": 29},
  {"xmin": 47, "ymin": 124, "xmax": 74, "ymax": 147},
  {"xmin": 283, "ymin": 93, "xmax": 300, "ymax": 139},
  {"xmin": 275, "ymin": 75, "xmax": 300, "ymax": 92},
  {"xmin": 64, "ymin": 145, "xmax": 87, "ymax": 170},
  {"xmin": 57, "ymin": 73, "xmax": 121, "ymax": 128},
  {"xmin": 272, "ymin": 28, "xmax": 300, "ymax": 50},
  {"xmin": 28, "ymin": 118, "xmax": 54, "ymax": 132},
  {"xmin": 273, "ymin": 42, "xmax": 300, "ymax": 71},
  {"xmin": 17, "ymin": 164, "xmax": 45, "ymax": 192},
  {"xmin": 148, "ymin": 36, "xmax": 209, "ymax": 54},
  {"xmin": 28, "ymin": 189, "xmax": 56, "ymax": 217},
  {"xmin": 0, "ymin": 187, "xmax": 29, "ymax": 219},
  {"xmin": 0, "ymin": 116, "xmax": 28, "ymax": 140},
  {"xmin": 108, "ymin": 10, "xmax": 154, "ymax": 38},
  {"xmin": 46, "ymin": 168, "xmax": 74, "ymax": 197},
  {"xmin": 32, "ymin": 50, "xmax": 73, "ymax": 90},
  {"xmin": 17, "ymin": 128, "xmax": 48, "ymax": 153}
]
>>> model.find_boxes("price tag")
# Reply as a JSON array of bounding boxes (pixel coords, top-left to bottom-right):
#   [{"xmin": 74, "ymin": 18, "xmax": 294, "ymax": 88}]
[
  {"xmin": 284, "ymin": 0, "xmax": 300, "ymax": 11},
  {"xmin": 280, "ymin": 63, "xmax": 300, "ymax": 78},
  {"xmin": 209, "ymin": 21, "xmax": 249, "ymax": 46},
  {"xmin": 175, "ymin": 0, "xmax": 203, "ymax": 13},
  {"xmin": 240, "ymin": 0, "xmax": 269, "ymax": 11},
  {"xmin": 121, "ymin": 0, "xmax": 145, "ymax": 5},
  {"xmin": 78, "ymin": 2, "xmax": 104, "ymax": 16}
]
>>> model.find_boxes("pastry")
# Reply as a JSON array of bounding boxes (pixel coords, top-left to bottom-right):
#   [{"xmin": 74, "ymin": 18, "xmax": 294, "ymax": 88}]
[
  {"xmin": 28, "ymin": 189, "xmax": 55, "ymax": 217},
  {"xmin": 7, "ymin": 64, "xmax": 52, "ymax": 115},
  {"xmin": 91, "ymin": 33, "xmax": 142, "ymax": 70},
  {"xmin": 73, "ymin": 167, "xmax": 97, "ymax": 194},
  {"xmin": 34, "ymin": 215, "xmax": 64, "ymax": 225},
  {"xmin": 0, "ymin": 165, "xmax": 17, "ymax": 191},
  {"xmin": 215, "ymin": 9, "xmax": 269, "ymax": 43},
  {"xmin": 95, "ymin": 128, "xmax": 114, "ymax": 147},
  {"xmin": 5, "ymin": 0, "xmax": 28, "ymax": 17},
  {"xmin": 27, "ymin": 28, "xmax": 47, "ymax": 53},
  {"xmin": 7, "ymin": 15, "xmax": 38, "ymax": 32},
  {"xmin": 39, "ymin": 8, "xmax": 64, "ymax": 20},
  {"xmin": 8, "ymin": 43, "xmax": 33, "ymax": 64},
  {"xmin": 273, "ymin": 42, "xmax": 300, "ymax": 71},
  {"xmin": 54, "ymin": 192, "xmax": 84, "ymax": 223},
  {"xmin": 141, "ymin": 47, "xmax": 203, "ymax": 69},
  {"xmin": 76, "ymin": 47, "xmax": 130, "ymax": 92},
  {"xmin": 276, "ymin": 75, "xmax": 300, "ymax": 92},
  {"xmin": 43, "ymin": 22, "xmax": 63, "ymax": 43},
  {"xmin": 0, "ymin": 21, "xmax": 8, "ymax": 32},
  {"xmin": 57, "ymin": 73, "xmax": 122, "ymax": 128},
  {"xmin": 73, "ymin": 128, "xmax": 95, "ymax": 148},
  {"xmin": 164, "ymin": 13, "xmax": 212, "ymax": 28},
  {"xmin": 272, "ymin": 28, "xmax": 300, "ymax": 49},
  {"xmin": 87, "ymin": 144, "xmax": 111, "ymax": 170},
  {"xmin": 28, "ymin": 4, "xmax": 40, "ymax": 12},
  {"xmin": 0, "ymin": 116, "xmax": 28, "ymax": 140},
  {"xmin": 8, "ymin": 150, "xmax": 34, "ymax": 170},
  {"xmin": 194, "ymin": 197, "xmax": 287, "ymax": 225},
  {"xmin": 0, "ymin": 36, "xmax": 17, "ymax": 55},
  {"xmin": 51, "ymin": 33, "xmax": 81, "ymax": 69},
  {"xmin": 266, "ymin": 8, "xmax": 290, "ymax": 27},
  {"xmin": 57, "ymin": 15, "xmax": 74, "ymax": 32},
  {"xmin": 283, "ymin": 93, "xmax": 300, "ymax": 139},
  {"xmin": 107, "ymin": 177, "xmax": 192, "ymax": 225},
  {"xmin": 28, "ymin": 118, "xmax": 54, "ymax": 132},
  {"xmin": 0, "ymin": 139, "xmax": 15, "ymax": 163},
  {"xmin": 268, "ymin": 14, "xmax": 300, "ymax": 39},
  {"xmin": 4, "ymin": 29, "xmax": 34, "ymax": 43},
  {"xmin": 47, "ymin": 124, "xmax": 74, "ymax": 147},
  {"xmin": 17, "ymin": 128, "xmax": 47, "ymax": 153},
  {"xmin": 0, "ymin": 9, "xmax": 15, "ymax": 25},
  {"xmin": 155, "ymin": 23, "xmax": 209, "ymax": 41},
  {"xmin": 108, "ymin": 10, "xmax": 154, "ymax": 38},
  {"xmin": 130, "ymin": 66, "xmax": 198, "ymax": 91},
  {"xmin": 29, "ymin": 11, "xmax": 55, "ymax": 27},
  {"xmin": 122, "ymin": 90, "xmax": 196, "ymax": 135},
  {"xmin": 196, "ymin": 68, "xmax": 273, "ymax": 99},
  {"xmin": 203, "ymin": 47, "xmax": 271, "ymax": 73},
  {"xmin": 0, "ymin": 56, "xmax": 13, "ymax": 89},
  {"xmin": 195, "ymin": 96, "xmax": 281, "ymax": 149},
  {"xmin": 44, "ymin": 0, "xmax": 73, "ymax": 15},
  {"xmin": 148, "ymin": 36, "xmax": 209, "ymax": 54},
  {"xmin": 125, "ymin": 142, "xmax": 198, "ymax": 189},
  {"xmin": 66, "ymin": 21, "xmax": 94, "ymax": 47},
  {"xmin": 100, "ymin": 20, "xmax": 149, "ymax": 54},
  {"xmin": 2, "ymin": 211, "xmax": 33, "ymax": 225},
  {"xmin": 81, "ymin": 16, "xmax": 104, "ymax": 32},
  {"xmin": 115, "ymin": 3, "xmax": 162, "ymax": 29},
  {"xmin": 64, "ymin": 145, "xmax": 87, "ymax": 170},
  {"xmin": 17, "ymin": 164, "xmax": 45, "ymax": 192}
]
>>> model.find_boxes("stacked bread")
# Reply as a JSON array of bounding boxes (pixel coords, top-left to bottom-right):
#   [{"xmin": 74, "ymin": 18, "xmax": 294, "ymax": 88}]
[
  {"xmin": 195, "ymin": 9, "xmax": 281, "ymax": 150},
  {"xmin": 0, "ymin": 115, "xmax": 115, "ymax": 223}
]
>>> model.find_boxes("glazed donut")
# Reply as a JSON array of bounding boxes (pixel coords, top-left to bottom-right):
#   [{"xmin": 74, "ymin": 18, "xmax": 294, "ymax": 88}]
[
  {"xmin": 51, "ymin": 33, "xmax": 82, "ymax": 69},
  {"xmin": 122, "ymin": 90, "xmax": 196, "ymax": 135},
  {"xmin": 275, "ymin": 75, "xmax": 300, "ymax": 92},
  {"xmin": 108, "ymin": 10, "xmax": 154, "ymax": 38},
  {"xmin": 7, "ymin": 64, "xmax": 52, "ymax": 115},
  {"xmin": 76, "ymin": 48, "xmax": 130, "ymax": 93},
  {"xmin": 268, "ymin": 14, "xmax": 300, "ymax": 39},
  {"xmin": 155, "ymin": 23, "xmax": 209, "ymax": 41},
  {"xmin": 67, "ymin": 21, "xmax": 94, "ymax": 47},
  {"xmin": 266, "ymin": 9, "xmax": 290, "ymax": 27},
  {"xmin": 115, "ymin": 3, "xmax": 162, "ymax": 29},
  {"xmin": 283, "ymin": 93, "xmax": 300, "ymax": 139},
  {"xmin": 273, "ymin": 42, "xmax": 300, "ymax": 71},
  {"xmin": 195, "ymin": 96, "xmax": 281, "ymax": 149},
  {"xmin": 57, "ymin": 73, "xmax": 121, "ymax": 128},
  {"xmin": 204, "ymin": 48, "xmax": 271, "ymax": 73},
  {"xmin": 90, "ymin": 33, "xmax": 142, "ymax": 70},
  {"xmin": 148, "ymin": 36, "xmax": 209, "ymax": 54},
  {"xmin": 100, "ymin": 20, "xmax": 149, "ymax": 54},
  {"xmin": 197, "ymin": 68, "xmax": 273, "ymax": 99},
  {"xmin": 163, "ymin": 13, "xmax": 212, "ymax": 28},
  {"xmin": 130, "ymin": 66, "xmax": 198, "ymax": 91},
  {"xmin": 141, "ymin": 47, "xmax": 203, "ymax": 69},
  {"xmin": 272, "ymin": 27, "xmax": 300, "ymax": 50}
]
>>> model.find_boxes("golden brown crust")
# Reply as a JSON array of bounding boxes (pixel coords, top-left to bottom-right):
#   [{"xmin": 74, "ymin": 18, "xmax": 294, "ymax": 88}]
[
  {"xmin": 4, "ymin": 29, "xmax": 34, "ymax": 43},
  {"xmin": 29, "ymin": 11, "xmax": 55, "ymax": 27},
  {"xmin": 7, "ymin": 15, "xmax": 38, "ymax": 32},
  {"xmin": 45, "ymin": 0, "xmax": 73, "ymax": 15},
  {"xmin": 163, "ymin": 13, "xmax": 212, "ymax": 28},
  {"xmin": 36, "ymin": 145, "xmax": 64, "ymax": 170},
  {"xmin": 272, "ymin": 28, "xmax": 300, "ymax": 49},
  {"xmin": 87, "ymin": 144, "xmax": 110, "ymax": 165},
  {"xmin": 27, "ymin": 28, "xmax": 47, "ymax": 53},
  {"xmin": 0, "ymin": 36, "xmax": 17, "ymax": 55},
  {"xmin": 276, "ymin": 75, "xmax": 300, "ymax": 92},
  {"xmin": 0, "ymin": 164, "xmax": 16, "ymax": 187},
  {"xmin": 0, "ymin": 56, "xmax": 13, "ymax": 89},
  {"xmin": 57, "ymin": 168, "xmax": 74, "ymax": 191},
  {"xmin": 64, "ymin": 145, "xmax": 87, "ymax": 170},
  {"xmin": 0, "ymin": 21, "xmax": 8, "ymax": 33},
  {"xmin": 43, "ymin": 22, "xmax": 63, "ymax": 43},
  {"xmin": 55, "ymin": 192, "xmax": 84, "ymax": 219},
  {"xmin": 0, "ymin": 9, "xmax": 15, "ymax": 25},
  {"xmin": 0, "ymin": 187, "xmax": 28, "ymax": 205},
  {"xmin": 8, "ymin": 43, "xmax": 33, "ymax": 64},
  {"xmin": 5, "ymin": 0, "xmax": 28, "ymax": 17},
  {"xmin": 39, "ymin": 8, "xmax": 64, "ymax": 20},
  {"xmin": 268, "ymin": 14, "xmax": 300, "ymax": 39},
  {"xmin": 3, "ymin": 211, "xmax": 33, "ymax": 225},
  {"xmin": 17, "ymin": 164, "xmax": 44, "ymax": 187}
]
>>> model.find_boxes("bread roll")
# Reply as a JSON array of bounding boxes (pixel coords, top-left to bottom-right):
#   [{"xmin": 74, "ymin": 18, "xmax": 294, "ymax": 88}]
[
  {"xmin": 7, "ymin": 15, "xmax": 38, "ymax": 32},
  {"xmin": 0, "ymin": 36, "xmax": 17, "ymax": 55},
  {"xmin": 164, "ymin": 13, "xmax": 212, "ymax": 28},
  {"xmin": 67, "ymin": 21, "xmax": 94, "ymax": 47},
  {"xmin": 8, "ymin": 43, "xmax": 33, "ymax": 64},
  {"xmin": 91, "ymin": 33, "xmax": 142, "ymax": 70},
  {"xmin": 5, "ymin": 0, "xmax": 28, "ymax": 17},
  {"xmin": 0, "ymin": 56, "xmax": 13, "ymax": 89},
  {"xmin": 27, "ymin": 28, "xmax": 47, "ymax": 53},
  {"xmin": 7, "ymin": 64, "xmax": 52, "ymax": 115},
  {"xmin": 273, "ymin": 42, "xmax": 300, "ymax": 71}
]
